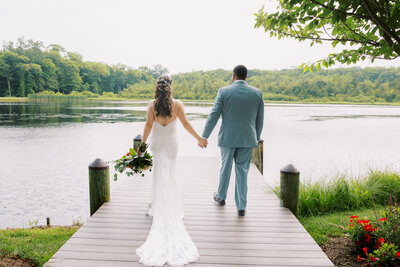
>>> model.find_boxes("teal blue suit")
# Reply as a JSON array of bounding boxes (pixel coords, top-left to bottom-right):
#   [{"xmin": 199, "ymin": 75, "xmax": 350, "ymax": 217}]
[{"xmin": 202, "ymin": 80, "xmax": 264, "ymax": 210}]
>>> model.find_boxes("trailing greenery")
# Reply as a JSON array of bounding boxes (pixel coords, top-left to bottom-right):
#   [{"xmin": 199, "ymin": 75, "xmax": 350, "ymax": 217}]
[
  {"xmin": 1, "ymin": 38, "xmax": 400, "ymax": 103},
  {"xmin": 299, "ymin": 207, "xmax": 385, "ymax": 245},
  {"xmin": 275, "ymin": 170, "xmax": 400, "ymax": 217},
  {"xmin": 0, "ymin": 226, "xmax": 78, "ymax": 266}
]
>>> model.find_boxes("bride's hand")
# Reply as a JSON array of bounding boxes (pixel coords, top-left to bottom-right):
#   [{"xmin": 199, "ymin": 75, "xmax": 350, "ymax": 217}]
[{"xmin": 198, "ymin": 138, "xmax": 208, "ymax": 149}]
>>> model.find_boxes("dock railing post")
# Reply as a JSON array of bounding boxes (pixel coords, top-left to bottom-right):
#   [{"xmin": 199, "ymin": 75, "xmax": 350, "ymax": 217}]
[
  {"xmin": 251, "ymin": 140, "xmax": 263, "ymax": 174},
  {"xmin": 133, "ymin": 134, "xmax": 142, "ymax": 151},
  {"xmin": 89, "ymin": 158, "xmax": 110, "ymax": 216},
  {"xmin": 280, "ymin": 164, "xmax": 300, "ymax": 217}
]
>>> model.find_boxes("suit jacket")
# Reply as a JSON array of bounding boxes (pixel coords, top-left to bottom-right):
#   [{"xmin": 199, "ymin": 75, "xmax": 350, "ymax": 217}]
[{"xmin": 202, "ymin": 80, "xmax": 264, "ymax": 148}]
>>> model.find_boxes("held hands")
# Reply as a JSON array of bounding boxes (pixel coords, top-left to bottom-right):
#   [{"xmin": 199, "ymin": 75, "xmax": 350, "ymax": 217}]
[{"xmin": 198, "ymin": 138, "xmax": 208, "ymax": 149}]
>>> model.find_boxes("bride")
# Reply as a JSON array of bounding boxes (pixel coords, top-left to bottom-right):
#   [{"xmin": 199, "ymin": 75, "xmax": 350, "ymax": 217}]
[{"xmin": 136, "ymin": 75, "xmax": 206, "ymax": 266}]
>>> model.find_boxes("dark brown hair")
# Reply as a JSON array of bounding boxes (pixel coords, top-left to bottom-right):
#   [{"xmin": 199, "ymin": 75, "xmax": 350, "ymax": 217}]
[{"xmin": 154, "ymin": 75, "xmax": 173, "ymax": 117}]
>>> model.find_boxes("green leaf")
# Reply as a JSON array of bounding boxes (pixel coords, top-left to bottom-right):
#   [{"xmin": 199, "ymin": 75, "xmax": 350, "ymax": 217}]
[
  {"xmin": 316, "ymin": 62, "xmax": 321, "ymax": 71},
  {"xmin": 129, "ymin": 148, "xmax": 137, "ymax": 156}
]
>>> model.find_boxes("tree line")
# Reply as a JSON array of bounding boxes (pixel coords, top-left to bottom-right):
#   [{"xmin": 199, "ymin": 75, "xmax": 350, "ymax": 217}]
[{"xmin": 1, "ymin": 38, "xmax": 400, "ymax": 103}]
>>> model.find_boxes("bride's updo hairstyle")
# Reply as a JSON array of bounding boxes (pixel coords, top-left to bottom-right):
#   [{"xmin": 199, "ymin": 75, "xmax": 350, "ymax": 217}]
[{"xmin": 154, "ymin": 74, "xmax": 173, "ymax": 117}]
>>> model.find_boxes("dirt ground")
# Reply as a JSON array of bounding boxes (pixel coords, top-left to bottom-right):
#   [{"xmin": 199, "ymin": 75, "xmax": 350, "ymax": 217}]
[
  {"xmin": 0, "ymin": 256, "xmax": 35, "ymax": 267},
  {"xmin": 321, "ymin": 236, "xmax": 364, "ymax": 267}
]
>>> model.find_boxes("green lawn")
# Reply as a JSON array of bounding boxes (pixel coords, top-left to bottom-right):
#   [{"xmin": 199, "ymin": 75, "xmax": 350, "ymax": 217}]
[
  {"xmin": 0, "ymin": 226, "xmax": 78, "ymax": 266},
  {"xmin": 300, "ymin": 207, "xmax": 385, "ymax": 245}
]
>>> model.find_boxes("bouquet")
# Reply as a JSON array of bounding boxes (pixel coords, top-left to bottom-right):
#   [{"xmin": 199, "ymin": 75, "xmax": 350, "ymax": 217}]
[{"xmin": 111, "ymin": 143, "xmax": 153, "ymax": 181}]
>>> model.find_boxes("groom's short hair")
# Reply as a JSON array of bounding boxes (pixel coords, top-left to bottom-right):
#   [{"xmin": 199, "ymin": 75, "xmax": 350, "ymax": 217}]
[{"xmin": 233, "ymin": 65, "xmax": 247, "ymax": 80}]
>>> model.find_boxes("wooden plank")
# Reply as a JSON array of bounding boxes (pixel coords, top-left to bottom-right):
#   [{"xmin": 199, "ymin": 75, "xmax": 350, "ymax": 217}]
[
  {"xmin": 58, "ymin": 243, "xmax": 327, "ymax": 258},
  {"xmin": 80, "ymin": 222, "xmax": 308, "ymax": 233},
  {"xmin": 67, "ymin": 227, "xmax": 312, "ymax": 238},
  {"xmin": 85, "ymin": 217, "xmax": 305, "ymax": 228},
  {"xmin": 65, "ymin": 237, "xmax": 323, "ymax": 251},
  {"xmin": 71, "ymin": 231, "xmax": 318, "ymax": 245}
]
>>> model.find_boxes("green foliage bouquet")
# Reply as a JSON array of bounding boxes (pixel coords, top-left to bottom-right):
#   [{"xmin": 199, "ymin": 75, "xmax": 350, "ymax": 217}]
[{"xmin": 111, "ymin": 143, "xmax": 152, "ymax": 180}]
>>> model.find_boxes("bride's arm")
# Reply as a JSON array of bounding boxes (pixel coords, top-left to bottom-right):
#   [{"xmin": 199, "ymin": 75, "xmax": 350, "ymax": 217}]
[
  {"xmin": 177, "ymin": 101, "xmax": 207, "ymax": 148},
  {"xmin": 141, "ymin": 101, "xmax": 155, "ymax": 144}
]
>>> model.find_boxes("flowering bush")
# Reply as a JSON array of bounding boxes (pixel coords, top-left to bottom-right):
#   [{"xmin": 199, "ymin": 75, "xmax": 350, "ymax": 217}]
[
  {"xmin": 379, "ymin": 205, "xmax": 400, "ymax": 246},
  {"xmin": 348, "ymin": 213, "xmax": 400, "ymax": 266},
  {"xmin": 357, "ymin": 242, "xmax": 400, "ymax": 266},
  {"xmin": 110, "ymin": 143, "xmax": 152, "ymax": 180},
  {"xmin": 348, "ymin": 216, "xmax": 378, "ymax": 251}
]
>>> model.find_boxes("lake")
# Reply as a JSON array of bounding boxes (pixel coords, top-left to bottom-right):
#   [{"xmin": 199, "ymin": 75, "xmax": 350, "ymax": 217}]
[{"xmin": 1, "ymin": 101, "xmax": 400, "ymax": 228}]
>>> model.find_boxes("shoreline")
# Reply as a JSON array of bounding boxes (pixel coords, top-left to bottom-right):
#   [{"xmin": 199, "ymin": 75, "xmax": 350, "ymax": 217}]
[{"xmin": 1, "ymin": 96, "xmax": 400, "ymax": 106}]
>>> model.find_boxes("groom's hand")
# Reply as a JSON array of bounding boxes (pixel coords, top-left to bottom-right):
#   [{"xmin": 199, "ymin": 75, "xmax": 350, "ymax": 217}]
[{"xmin": 198, "ymin": 138, "xmax": 208, "ymax": 149}]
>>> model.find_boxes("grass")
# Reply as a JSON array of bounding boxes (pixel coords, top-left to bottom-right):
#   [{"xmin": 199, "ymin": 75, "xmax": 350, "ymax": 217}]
[
  {"xmin": 28, "ymin": 94, "xmax": 87, "ymax": 102},
  {"xmin": 282, "ymin": 170, "xmax": 400, "ymax": 217},
  {"xmin": 0, "ymin": 97, "xmax": 28, "ymax": 102},
  {"xmin": 0, "ymin": 226, "xmax": 79, "ymax": 266},
  {"xmin": 299, "ymin": 207, "xmax": 385, "ymax": 245}
]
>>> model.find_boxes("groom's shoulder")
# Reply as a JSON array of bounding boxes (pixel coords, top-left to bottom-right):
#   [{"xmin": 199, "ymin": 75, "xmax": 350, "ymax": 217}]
[
  {"xmin": 218, "ymin": 84, "xmax": 233, "ymax": 94},
  {"xmin": 246, "ymin": 84, "xmax": 263, "ymax": 96}
]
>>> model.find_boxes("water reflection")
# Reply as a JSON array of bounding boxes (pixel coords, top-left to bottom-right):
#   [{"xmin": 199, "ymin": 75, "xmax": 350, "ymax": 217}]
[
  {"xmin": 0, "ymin": 102, "xmax": 212, "ymax": 127},
  {"xmin": 307, "ymin": 114, "xmax": 400, "ymax": 121},
  {"xmin": 0, "ymin": 102, "xmax": 146, "ymax": 126}
]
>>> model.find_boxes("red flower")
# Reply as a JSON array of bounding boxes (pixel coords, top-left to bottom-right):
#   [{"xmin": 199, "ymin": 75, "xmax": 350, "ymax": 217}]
[
  {"xmin": 379, "ymin": 217, "xmax": 387, "ymax": 222},
  {"xmin": 363, "ymin": 224, "xmax": 373, "ymax": 231},
  {"xmin": 364, "ymin": 233, "xmax": 371, "ymax": 243},
  {"xmin": 374, "ymin": 237, "xmax": 384, "ymax": 249},
  {"xmin": 126, "ymin": 152, "xmax": 130, "ymax": 156},
  {"xmin": 396, "ymin": 251, "xmax": 400, "ymax": 258},
  {"xmin": 350, "ymin": 219, "xmax": 354, "ymax": 223},
  {"xmin": 128, "ymin": 164, "xmax": 132, "ymax": 169},
  {"xmin": 349, "ymin": 224, "xmax": 354, "ymax": 227},
  {"xmin": 357, "ymin": 255, "xmax": 364, "ymax": 262},
  {"xmin": 351, "ymin": 215, "xmax": 359, "ymax": 219},
  {"xmin": 362, "ymin": 247, "xmax": 369, "ymax": 256},
  {"xmin": 370, "ymin": 256, "xmax": 377, "ymax": 262}
]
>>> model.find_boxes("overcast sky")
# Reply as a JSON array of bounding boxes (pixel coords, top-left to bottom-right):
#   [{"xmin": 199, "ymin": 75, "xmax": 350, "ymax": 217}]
[{"xmin": 1, "ymin": 0, "xmax": 400, "ymax": 74}]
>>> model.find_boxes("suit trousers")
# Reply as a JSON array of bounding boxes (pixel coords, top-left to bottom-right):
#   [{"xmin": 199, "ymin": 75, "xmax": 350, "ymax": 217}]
[{"xmin": 217, "ymin": 147, "xmax": 253, "ymax": 211}]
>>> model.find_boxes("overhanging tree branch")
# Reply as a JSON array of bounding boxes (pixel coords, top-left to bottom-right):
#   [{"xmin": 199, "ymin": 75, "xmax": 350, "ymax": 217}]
[{"xmin": 309, "ymin": 0, "xmax": 370, "ymax": 20}]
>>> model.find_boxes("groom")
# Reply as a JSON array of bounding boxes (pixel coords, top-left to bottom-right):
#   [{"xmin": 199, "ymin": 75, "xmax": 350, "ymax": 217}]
[{"xmin": 202, "ymin": 65, "xmax": 264, "ymax": 216}]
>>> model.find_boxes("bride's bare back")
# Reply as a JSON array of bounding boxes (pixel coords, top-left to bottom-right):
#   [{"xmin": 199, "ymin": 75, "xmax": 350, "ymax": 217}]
[
  {"xmin": 141, "ymin": 99, "xmax": 206, "ymax": 149},
  {"xmin": 152, "ymin": 99, "xmax": 180, "ymax": 126}
]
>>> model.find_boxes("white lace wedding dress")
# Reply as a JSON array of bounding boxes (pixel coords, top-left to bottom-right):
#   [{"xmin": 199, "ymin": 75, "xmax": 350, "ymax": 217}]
[{"xmin": 136, "ymin": 119, "xmax": 199, "ymax": 266}]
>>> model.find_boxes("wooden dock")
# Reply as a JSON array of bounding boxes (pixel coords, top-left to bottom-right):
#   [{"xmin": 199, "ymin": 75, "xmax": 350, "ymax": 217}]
[{"xmin": 45, "ymin": 156, "xmax": 334, "ymax": 267}]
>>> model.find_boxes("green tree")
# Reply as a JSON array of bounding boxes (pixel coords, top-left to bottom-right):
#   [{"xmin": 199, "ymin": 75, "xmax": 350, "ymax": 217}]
[
  {"xmin": 0, "ymin": 51, "xmax": 29, "ymax": 96},
  {"xmin": 254, "ymin": 0, "xmax": 400, "ymax": 71}
]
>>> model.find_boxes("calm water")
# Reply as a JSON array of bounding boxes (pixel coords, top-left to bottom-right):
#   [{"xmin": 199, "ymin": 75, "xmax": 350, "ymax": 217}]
[{"xmin": 1, "ymin": 101, "xmax": 400, "ymax": 228}]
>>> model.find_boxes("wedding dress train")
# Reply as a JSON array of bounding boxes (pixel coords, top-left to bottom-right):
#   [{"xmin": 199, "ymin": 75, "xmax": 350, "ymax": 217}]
[{"xmin": 136, "ymin": 119, "xmax": 199, "ymax": 266}]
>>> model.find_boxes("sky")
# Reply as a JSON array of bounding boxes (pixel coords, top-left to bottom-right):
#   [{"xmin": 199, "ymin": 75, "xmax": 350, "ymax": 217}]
[{"xmin": 1, "ymin": 0, "xmax": 400, "ymax": 74}]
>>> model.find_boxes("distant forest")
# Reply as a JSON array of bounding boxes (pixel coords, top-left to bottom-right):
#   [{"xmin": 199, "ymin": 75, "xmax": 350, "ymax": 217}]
[{"xmin": 1, "ymin": 39, "xmax": 400, "ymax": 103}]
